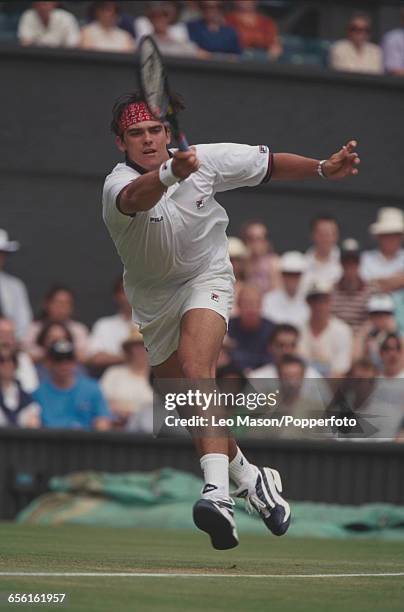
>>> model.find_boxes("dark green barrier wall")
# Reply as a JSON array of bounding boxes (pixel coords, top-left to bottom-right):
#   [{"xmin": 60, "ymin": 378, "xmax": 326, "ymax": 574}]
[{"xmin": 0, "ymin": 428, "xmax": 403, "ymax": 519}]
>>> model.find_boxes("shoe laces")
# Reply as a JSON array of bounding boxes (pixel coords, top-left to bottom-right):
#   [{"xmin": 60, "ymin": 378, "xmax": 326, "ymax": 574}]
[{"xmin": 233, "ymin": 484, "xmax": 269, "ymax": 517}]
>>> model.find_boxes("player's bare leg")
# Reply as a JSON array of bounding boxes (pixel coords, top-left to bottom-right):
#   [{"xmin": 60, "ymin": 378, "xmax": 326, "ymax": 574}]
[
  {"xmin": 153, "ymin": 308, "xmax": 239, "ymax": 548},
  {"xmin": 153, "ymin": 308, "xmax": 290, "ymax": 547}
]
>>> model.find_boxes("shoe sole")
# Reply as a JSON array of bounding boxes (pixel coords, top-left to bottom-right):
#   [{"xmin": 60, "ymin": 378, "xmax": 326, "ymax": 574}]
[{"xmin": 193, "ymin": 500, "xmax": 239, "ymax": 550}]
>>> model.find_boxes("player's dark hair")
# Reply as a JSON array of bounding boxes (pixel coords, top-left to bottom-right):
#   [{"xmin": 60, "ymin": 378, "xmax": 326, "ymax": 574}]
[
  {"xmin": 269, "ymin": 324, "xmax": 299, "ymax": 344},
  {"xmin": 111, "ymin": 91, "xmax": 186, "ymax": 137},
  {"xmin": 310, "ymin": 214, "xmax": 339, "ymax": 231}
]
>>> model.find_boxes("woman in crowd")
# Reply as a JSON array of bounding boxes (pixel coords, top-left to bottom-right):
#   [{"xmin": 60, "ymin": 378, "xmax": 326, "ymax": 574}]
[
  {"xmin": 23, "ymin": 285, "xmax": 89, "ymax": 363},
  {"xmin": 80, "ymin": 1, "xmax": 135, "ymax": 53},
  {"xmin": 34, "ymin": 321, "xmax": 87, "ymax": 382}
]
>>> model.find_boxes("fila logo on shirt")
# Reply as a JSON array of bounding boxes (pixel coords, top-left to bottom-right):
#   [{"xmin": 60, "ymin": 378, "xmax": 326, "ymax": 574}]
[
  {"xmin": 196, "ymin": 199, "xmax": 205, "ymax": 209},
  {"xmin": 211, "ymin": 292, "xmax": 220, "ymax": 303},
  {"xmin": 150, "ymin": 216, "xmax": 164, "ymax": 223}
]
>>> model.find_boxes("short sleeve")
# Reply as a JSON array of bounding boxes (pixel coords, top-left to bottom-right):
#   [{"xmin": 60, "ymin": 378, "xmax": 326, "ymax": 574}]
[
  {"xmin": 199, "ymin": 143, "xmax": 272, "ymax": 193},
  {"xmin": 102, "ymin": 166, "xmax": 140, "ymax": 230}
]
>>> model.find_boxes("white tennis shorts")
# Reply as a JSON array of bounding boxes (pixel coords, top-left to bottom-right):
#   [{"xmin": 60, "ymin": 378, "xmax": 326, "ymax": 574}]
[{"xmin": 138, "ymin": 273, "xmax": 234, "ymax": 367}]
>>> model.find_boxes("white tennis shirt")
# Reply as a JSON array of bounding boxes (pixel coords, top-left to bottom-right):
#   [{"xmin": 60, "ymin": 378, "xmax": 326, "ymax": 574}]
[{"xmin": 103, "ymin": 143, "xmax": 272, "ymax": 325}]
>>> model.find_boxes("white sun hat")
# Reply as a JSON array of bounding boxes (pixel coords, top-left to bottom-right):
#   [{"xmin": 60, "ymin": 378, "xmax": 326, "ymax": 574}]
[
  {"xmin": 0, "ymin": 229, "xmax": 19, "ymax": 253},
  {"xmin": 370, "ymin": 208, "xmax": 404, "ymax": 235},
  {"xmin": 228, "ymin": 237, "xmax": 249, "ymax": 259},
  {"xmin": 367, "ymin": 294, "xmax": 395, "ymax": 314},
  {"xmin": 280, "ymin": 251, "xmax": 306, "ymax": 273}
]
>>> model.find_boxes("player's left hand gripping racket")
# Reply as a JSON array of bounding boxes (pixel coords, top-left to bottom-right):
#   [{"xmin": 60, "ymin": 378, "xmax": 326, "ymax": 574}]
[{"xmin": 138, "ymin": 35, "xmax": 189, "ymax": 152}]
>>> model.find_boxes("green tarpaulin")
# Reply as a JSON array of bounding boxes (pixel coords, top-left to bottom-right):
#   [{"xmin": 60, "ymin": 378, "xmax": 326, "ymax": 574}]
[{"xmin": 17, "ymin": 468, "xmax": 404, "ymax": 540}]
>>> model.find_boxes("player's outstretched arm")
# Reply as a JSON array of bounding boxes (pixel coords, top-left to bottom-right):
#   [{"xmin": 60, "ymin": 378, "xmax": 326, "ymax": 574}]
[
  {"xmin": 118, "ymin": 149, "xmax": 199, "ymax": 214},
  {"xmin": 272, "ymin": 140, "xmax": 360, "ymax": 181}
]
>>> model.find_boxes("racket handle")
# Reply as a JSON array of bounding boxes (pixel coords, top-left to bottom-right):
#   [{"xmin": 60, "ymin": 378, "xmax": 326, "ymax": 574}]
[{"xmin": 177, "ymin": 133, "xmax": 189, "ymax": 152}]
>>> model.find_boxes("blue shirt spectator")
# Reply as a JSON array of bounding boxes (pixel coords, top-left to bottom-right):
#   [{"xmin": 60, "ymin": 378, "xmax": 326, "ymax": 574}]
[
  {"xmin": 227, "ymin": 285, "xmax": 274, "ymax": 371},
  {"xmin": 228, "ymin": 316, "xmax": 274, "ymax": 371},
  {"xmin": 187, "ymin": 19, "xmax": 241, "ymax": 54},
  {"xmin": 34, "ymin": 340, "xmax": 111, "ymax": 431},
  {"xmin": 187, "ymin": 1, "xmax": 241, "ymax": 55}
]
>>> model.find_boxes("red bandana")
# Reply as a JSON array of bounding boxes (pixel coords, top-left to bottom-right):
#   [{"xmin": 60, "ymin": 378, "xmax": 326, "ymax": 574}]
[{"xmin": 119, "ymin": 102, "xmax": 155, "ymax": 132}]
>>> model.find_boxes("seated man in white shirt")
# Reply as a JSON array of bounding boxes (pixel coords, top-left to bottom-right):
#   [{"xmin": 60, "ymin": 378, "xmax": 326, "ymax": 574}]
[
  {"xmin": 134, "ymin": 1, "xmax": 190, "ymax": 45},
  {"xmin": 0, "ymin": 229, "xmax": 32, "ymax": 340},
  {"xmin": 262, "ymin": 251, "xmax": 309, "ymax": 328},
  {"xmin": 360, "ymin": 207, "xmax": 404, "ymax": 291},
  {"xmin": 80, "ymin": 1, "xmax": 135, "ymax": 54},
  {"xmin": 299, "ymin": 281, "xmax": 353, "ymax": 377},
  {"xmin": 88, "ymin": 277, "xmax": 140, "ymax": 373},
  {"xmin": 360, "ymin": 208, "xmax": 404, "ymax": 332},
  {"xmin": 18, "ymin": 1, "xmax": 80, "ymax": 48},
  {"xmin": 301, "ymin": 215, "xmax": 342, "ymax": 295},
  {"xmin": 330, "ymin": 12, "xmax": 383, "ymax": 75}
]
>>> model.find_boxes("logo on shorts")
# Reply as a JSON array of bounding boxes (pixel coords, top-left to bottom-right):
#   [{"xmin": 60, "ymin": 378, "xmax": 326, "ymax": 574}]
[
  {"xmin": 196, "ymin": 199, "xmax": 205, "ymax": 209},
  {"xmin": 211, "ymin": 292, "xmax": 220, "ymax": 303},
  {"xmin": 150, "ymin": 216, "xmax": 163, "ymax": 223},
  {"xmin": 259, "ymin": 145, "xmax": 268, "ymax": 154}
]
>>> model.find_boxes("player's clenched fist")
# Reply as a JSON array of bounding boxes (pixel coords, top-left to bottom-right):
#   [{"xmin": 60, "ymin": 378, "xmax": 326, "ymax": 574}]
[{"xmin": 172, "ymin": 147, "xmax": 200, "ymax": 180}]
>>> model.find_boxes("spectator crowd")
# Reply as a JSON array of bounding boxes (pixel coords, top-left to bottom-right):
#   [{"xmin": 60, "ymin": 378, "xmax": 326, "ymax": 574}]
[
  {"xmin": 0, "ymin": 1, "xmax": 403, "ymax": 441},
  {"xmin": 1, "ymin": 1, "xmax": 401, "ymax": 76},
  {"xmin": 1, "ymin": 205, "xmax": 404, "ymax": 441}
]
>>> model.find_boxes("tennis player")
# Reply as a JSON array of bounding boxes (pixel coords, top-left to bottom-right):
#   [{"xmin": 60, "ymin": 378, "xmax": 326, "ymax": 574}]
[{"xmin": 103, "ymin": 92, "xmax": 360, "ymax": 550}]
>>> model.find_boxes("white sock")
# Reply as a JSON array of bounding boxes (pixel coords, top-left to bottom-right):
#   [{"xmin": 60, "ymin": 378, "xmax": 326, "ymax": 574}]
[
  {"xmin": 200, "ymin": 453, "xmax": 229, "ymax": 498},
  {"xmin": 229, "ymin": 447, "xmax": 257, "ymax": 486}
]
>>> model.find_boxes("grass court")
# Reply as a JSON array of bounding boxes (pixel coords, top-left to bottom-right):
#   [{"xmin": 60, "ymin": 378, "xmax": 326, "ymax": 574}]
[{"xmin": 0, "ymin": 523, "xmax": 403, "ymax": 611}]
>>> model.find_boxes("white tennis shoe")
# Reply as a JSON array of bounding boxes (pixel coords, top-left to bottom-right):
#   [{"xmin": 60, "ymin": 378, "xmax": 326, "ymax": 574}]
[
  {"xmin": 235, "ymin": 467, "xmax": 291, "ymax": 536},
  {"xmin": 193, "ymin": 485, "xmax": 239, "ymax": 550}
]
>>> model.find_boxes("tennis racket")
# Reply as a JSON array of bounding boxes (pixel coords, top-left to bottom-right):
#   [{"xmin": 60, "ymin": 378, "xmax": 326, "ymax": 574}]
[{"xmin": 138, "ymin": 35, "xmax": 189, "ymax": 152}]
